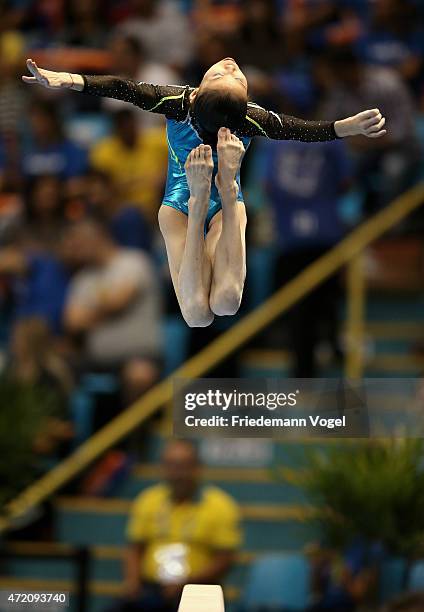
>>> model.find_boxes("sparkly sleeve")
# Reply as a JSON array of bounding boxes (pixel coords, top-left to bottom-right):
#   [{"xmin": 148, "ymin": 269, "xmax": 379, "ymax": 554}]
[
  {"xmin": 82, "ymin": 75, "xmax": 189, "ymax": 120},
  {"xmin": 241, "ymin": 103, "xmax": 339, "ymax": 141}
]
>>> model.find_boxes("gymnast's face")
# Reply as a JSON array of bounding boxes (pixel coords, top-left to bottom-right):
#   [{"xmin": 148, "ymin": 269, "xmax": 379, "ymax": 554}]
[{"xmin": 192, "ymin": 58, "xmax": 248, "ymax": 100}]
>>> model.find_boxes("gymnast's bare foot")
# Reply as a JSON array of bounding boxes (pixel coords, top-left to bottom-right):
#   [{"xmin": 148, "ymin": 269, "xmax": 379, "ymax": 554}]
[
  {"xmin": 215, "ymin": 127, "xmax": 245, "ymax": 196},
  {"xmin": 185, "ymin": 144, "xmax": 214, "ymax": 220}
]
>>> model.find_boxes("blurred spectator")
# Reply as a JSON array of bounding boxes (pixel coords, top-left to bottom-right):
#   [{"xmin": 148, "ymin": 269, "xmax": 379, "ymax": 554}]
[
  {"xmin": 316, "ymin": 47, "xmax": 421, "ymax": 213},
  {"xmin": 0, "ymin": 238, "xmax": 69, "ymax": 334},
  {"xmin": 22, "ymin": 100, "xmax": 88, "ymax": 180},
  {"xmin": 0, "ymin": 131, "xmax": 22, "ymax": 198},
  {"xmin": 226, "ymin": 0, "xmax": 290, "ymax": 107},
  {"xmin": 86, "ymin": 169, "xmax": 152, "ymax": 252},
  {"xmin": 308, "ymin": 540, "xmax": 380, "ymax": 611},
  {"xmin": 109, "ymin": 439, "xmax": 241, "ymax": 612},
  {"xmin": 259, "ymin": 105, "xmax": 352, "ymax": 376},
  {"xmin": 103, "ymin": 34, "xmax": 179, "ymax": 127},
  {"xmin": 383, "ymin": 593, "xmax": 424, "ymax": 612},
  {"xmin": 359, "ymin": 0, "xmax": 424, "ymax": 97},
  {"xmin": 22, "ymin": 0, "xmax": 65, "ymax": 42},
  {"xmin": 90, "ymin": 109, "xmax": 167, "ymax": 224},
  {"xmin": 0, "ymin": 182, "xmax": 23, "ymax": 244},
  {"xmin": 0, "ymin": 2, "xmax": 30, "ymax": 33},
  {"xmin": 0, "ymin": 30, "xmax": 26, "ymax": 137},
  {"xmin": 117, "ymin": 0, "xmax": 193, "ymax": 70},
  {"xmin": 62, "ymin": 0, "xmax": 107, "ymax": 48},
  {"xmin": 0, "ymin": 31, "xmax": 27, "ymax": 193},
  {"xmin": 283, "ymin": 0, "xmax": 364, "ymax": 52},
  {"xmin": 63, "ymin": 219, "xmax": 162, "ymax": 406},
  {"xmin": 62, "ymin": 175, "xmax": 90, "ymax": 223},
  {"xmin": 8, "ymin": 316, "xmax": 72, "ymax": 405},
  {"xmin": 231, "ymin": 0, "xmax": 285, "ymax": 71},
  {"xmin": 7, "ymin": 317, "xmax": 74, "ymax": 456},
  {"xmin": 190, "ymin": 0, "xmax": 244, "ymax": 37},
  {"xmin": 24, "ymin": 174, "xmax": 64, "ymax": 251}
]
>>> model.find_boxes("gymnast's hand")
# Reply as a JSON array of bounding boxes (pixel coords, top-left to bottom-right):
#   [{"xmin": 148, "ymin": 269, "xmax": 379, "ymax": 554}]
[
  {"xmin": 22, "ymin": 58, "xmax": 84, "ymax": 91},
  {"xmin": 334, "ymin": 108, "xmax": 387, "ymax": 139}
]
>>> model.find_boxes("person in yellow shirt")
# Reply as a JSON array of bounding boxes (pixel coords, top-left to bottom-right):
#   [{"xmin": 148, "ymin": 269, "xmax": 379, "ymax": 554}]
[
  {"xmin": 112, "ymin": 439, "xmax": 241, "ymax": 612},
  {"xmin": 90, "ymin": 109, "xmax": 168, "ymax": 224}
]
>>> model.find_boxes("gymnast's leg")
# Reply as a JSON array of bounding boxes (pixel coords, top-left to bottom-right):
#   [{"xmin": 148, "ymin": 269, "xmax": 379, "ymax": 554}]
[
  {"xmin": 158, "ymin": 144, "xmax": 214, "ymax": 328},
  {"xmin": 208, "ymin": 127, "xmax": 247, "ymax": 316}
]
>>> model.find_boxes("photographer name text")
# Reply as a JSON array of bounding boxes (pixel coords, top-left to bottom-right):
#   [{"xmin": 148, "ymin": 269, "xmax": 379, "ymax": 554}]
[{"xmin": 185, "ymin": 414, "xmax": 346, "ymax": 430}]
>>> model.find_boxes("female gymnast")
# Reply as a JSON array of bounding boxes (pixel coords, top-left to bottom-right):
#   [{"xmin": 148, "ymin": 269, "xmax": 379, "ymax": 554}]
[{"xmin": 23, "ymin": 57, "xmax": 386, "ymax": 327}]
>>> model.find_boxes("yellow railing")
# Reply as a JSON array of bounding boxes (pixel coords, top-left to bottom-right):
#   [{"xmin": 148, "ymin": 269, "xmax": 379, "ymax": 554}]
[{"xmin": 1, "ymin": 182, "xmax": 424, "ymax": 532}]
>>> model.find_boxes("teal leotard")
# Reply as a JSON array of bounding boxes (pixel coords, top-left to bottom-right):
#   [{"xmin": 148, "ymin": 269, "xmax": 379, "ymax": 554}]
[{"xmin": 164, "ymin": 114, "xmax": 250, "ymax": 226}]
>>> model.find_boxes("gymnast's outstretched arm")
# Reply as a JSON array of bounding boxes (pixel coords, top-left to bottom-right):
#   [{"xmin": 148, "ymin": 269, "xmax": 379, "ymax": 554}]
[
  {"xmin": 242, "ymin": 102, "xmax": 386, "ymax": 141},
  {"xmin": 22, "ymin": 58, "xmax": 188, "ymax": 119}
]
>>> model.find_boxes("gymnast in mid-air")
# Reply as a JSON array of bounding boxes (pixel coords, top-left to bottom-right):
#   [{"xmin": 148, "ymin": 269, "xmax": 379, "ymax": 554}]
[{"xmin": 23, "ymin": 57, "xmax": 386, "ymax": 327}]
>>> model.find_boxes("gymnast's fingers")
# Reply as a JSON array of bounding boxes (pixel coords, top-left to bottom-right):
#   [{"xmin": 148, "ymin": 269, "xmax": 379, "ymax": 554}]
[
  {"xmin": 356, "ymin": 108, "xmax": 380, "ymax": 122},
  {"xmin": 367, "ymin": 116, "xmax": 386, "ymax": 133},
  {"xmin": 27, "ymin": 59, "xmax": 50, "ymax": 86},
  {"xmin": 26, "ymin": 59, "xmax": 42, "ymax": 78},
  {"xmin": 368, "ymin": 129, "xmax": 387, "ymax": 138},
  {"xmin": 22, "ymin": 76, "xmax": 37, "ymax": 84},
  {"xmin": 362, "ymin": 112, "xmax": 382, "ymax": 129}
]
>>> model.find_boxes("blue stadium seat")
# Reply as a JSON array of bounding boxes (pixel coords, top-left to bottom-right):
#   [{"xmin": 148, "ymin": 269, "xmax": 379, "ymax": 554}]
[
  {"xmin": 163, "ymin": 315, "xmax": 190, "ymax": 374},
  {"xmin": 338, "ymin": 188, "xmax": 364, "ymax": 225},
  {"xmin": 70, "ymin": 387, "xmax": 94, "ymax": 447},
  {"xmin": 65, "ymin": 113, "xmax": 112, "ymax": 148},
  {"xmin": 416, "ymin": 115, "xmax": 424, "ymax": 145},
  {"xmin": 408, "ymin": 560, "xmax": 424, "ymax": 592},
  {"xmin": 70, "ymin": 373, "xmax": 119, "ymax": 446},
  {"xmin": 246, "ymin": 247, "xmax": 277, "ymax": 309},
  {"xmin": 240, "ymin": 553, "xmax": 311, "ymax": 611},
  {"xmin": 379, "ymin": 557, "xmax": 408, "ymax": 603}
]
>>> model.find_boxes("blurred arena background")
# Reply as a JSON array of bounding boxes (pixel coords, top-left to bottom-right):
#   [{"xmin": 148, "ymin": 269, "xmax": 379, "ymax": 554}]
[{"xmin": 0, "ymin": 0, "xmax": 424, "ymax": 611}]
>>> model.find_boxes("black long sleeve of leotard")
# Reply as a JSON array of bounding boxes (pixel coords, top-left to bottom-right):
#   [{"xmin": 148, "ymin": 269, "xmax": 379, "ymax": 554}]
[
  {"xmin": 82, "ymin": 75, "xmax": 190, "ymax": 121},
  {"xmin": 82, "ymin": 75, "xmax": 338, "ymax": 142},
  {"xmin": 241, "ymin": 102, "xmax": 338, "ymax": 141}
]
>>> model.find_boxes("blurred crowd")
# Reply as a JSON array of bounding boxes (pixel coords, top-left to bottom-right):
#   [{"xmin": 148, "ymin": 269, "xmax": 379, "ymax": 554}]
[{"xmin": 0, "ymin": 0, "xmax": 423, "ymax": 456}]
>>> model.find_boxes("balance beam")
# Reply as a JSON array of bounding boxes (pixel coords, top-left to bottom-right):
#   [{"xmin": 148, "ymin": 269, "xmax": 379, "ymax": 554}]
[{"xmin": 178, "ymin": 585, "xmax": 225, "ymax": 612}]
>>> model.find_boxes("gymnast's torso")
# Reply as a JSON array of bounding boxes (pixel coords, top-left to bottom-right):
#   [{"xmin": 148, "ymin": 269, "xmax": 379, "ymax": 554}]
[{"xmin": 164, "ymin": 112, "xmax": 250, "ymax": 224}]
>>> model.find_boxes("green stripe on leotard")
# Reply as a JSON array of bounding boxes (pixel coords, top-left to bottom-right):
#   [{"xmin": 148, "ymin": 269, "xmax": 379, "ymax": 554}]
[
  {"xmin": 147, "ymin": 92, "xmax": 185, "ymax": 113},
  {"xmin": 166, "ymin": 132, "xmax": 182, "ymax": 167},
  {"xmin": 245, "ymin": 114, "xmax": 269, "ymax": 138}
]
